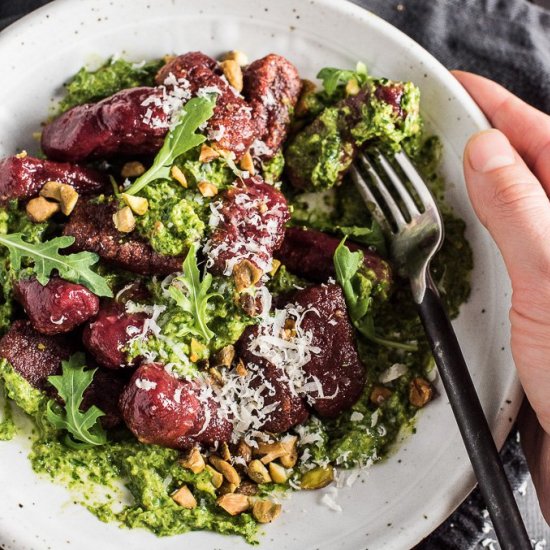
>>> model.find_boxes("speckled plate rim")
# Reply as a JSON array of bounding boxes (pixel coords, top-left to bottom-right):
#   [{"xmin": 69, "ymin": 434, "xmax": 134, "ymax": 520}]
[{"xmin": 0, "ymin": 1, "xmax": 523, "ymax": 549}]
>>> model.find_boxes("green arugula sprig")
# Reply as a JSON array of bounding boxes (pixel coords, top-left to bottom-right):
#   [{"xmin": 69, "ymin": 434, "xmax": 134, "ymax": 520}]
[
  {"xmin": 317, "ymin": 61, "xmax": 369, "ymax": 98},
  {"xmin": 334, "ymin": 239, "xmax": 416, "ymax": 351},
  {"xmin": 169, "ymin": 243, "xmax": 220, "ymax": 341},
  {"xmin": 0, "ymin": 233, "xmax": 112, "ymax": 297},
  {"xmin": 125, "ymin": 96, "xmax": 216, "ymax": 196},
  {"xmin": 46, "ymin": 353, "xmax": 108, "ymax": 449}
]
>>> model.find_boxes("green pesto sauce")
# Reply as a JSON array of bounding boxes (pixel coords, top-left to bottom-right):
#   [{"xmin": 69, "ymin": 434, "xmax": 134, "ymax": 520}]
[
  {"xmin": 30, "ymin": 436, "xmax": 258, "ymax": 542},
  {"xmin": 174, "ymin": 148, "xmax": 235, "ymax": 190},
  {"xmin": 285, "ymin": 79, "xmax": 422, "ymax": 191},
  {"xmin": 0, "ymin": 382, "xmax": 15, "ymax": 441},
  {"xmin": 58, "ymin": 58, "xmax": 163, "ymax": 113},
  {"xmin": 285, "ymin": 106, "xmax": 355, "ymax": 191},
  {"xmin": 261, "ymin": 150, "xmax": 285, "ymax": 183},
  {"xmin": 135, "ymin": 181, "xmax": 206, "ymax": 257}
]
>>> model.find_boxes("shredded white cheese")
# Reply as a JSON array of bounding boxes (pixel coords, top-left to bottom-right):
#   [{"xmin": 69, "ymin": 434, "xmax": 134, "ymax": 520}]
[
  {"xmin": 378, "ymin": 363, "xmax": 408, "ymax": 384},
  {"xmin": 135, "ymin": 379, "xmax": 157, "ymax": 391},
  {"xmin": 320, "ymin": 487, "xmax": 342, "ymax": 513}
]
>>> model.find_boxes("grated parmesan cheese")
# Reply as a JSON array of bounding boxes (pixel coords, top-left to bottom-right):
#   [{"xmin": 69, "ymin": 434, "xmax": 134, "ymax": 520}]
[
  {"xmin": 320, "ymin": 487, "xmax": 342, "ymax": 513},
  {"xmin": 135, "ymin": 379, "xmax": 157, "ymax": 391},
  {"xmin": 378, "ymin": 363, "xmax": 408, "ymax": 384}
]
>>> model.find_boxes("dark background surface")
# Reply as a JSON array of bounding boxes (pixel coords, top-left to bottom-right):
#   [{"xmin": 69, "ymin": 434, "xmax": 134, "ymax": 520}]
[{"xmin": 0, "ymin": 0, "xmax": 549, "ymax": 549}]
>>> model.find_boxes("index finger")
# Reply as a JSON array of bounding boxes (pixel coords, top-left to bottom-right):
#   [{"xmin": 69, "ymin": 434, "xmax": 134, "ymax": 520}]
[{"xmin": 452, "ymin": 70, "xmax": 550, "ymax": 190}]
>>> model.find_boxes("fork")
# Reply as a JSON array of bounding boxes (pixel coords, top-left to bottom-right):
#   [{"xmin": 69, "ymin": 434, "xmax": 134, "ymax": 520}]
[{"xmin": 351, "ymin": 150, "xmax": 531, "ymax": 550}]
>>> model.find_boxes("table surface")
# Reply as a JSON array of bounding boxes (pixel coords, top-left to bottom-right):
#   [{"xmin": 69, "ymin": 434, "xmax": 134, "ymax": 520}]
[{"xmin": 0, "ymin": 1, "xmax": 549, "ymax": 549}]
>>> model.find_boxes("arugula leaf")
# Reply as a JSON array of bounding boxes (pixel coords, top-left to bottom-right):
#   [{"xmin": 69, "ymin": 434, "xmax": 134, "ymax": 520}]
[
  {"xmin": 0, "ymin": 233, "xmax": 112, "ymax": 297},
  {"xmin": 333, "ymin": 241, "xmax": 371, "ymax": 320},
  {"xmin": 46, "ymin": 353, "xmax": 107, "ymax": 449},
  {"xmin": 317, "ymin": 61, "xmax": 368, "ymax": 97},
  {"xmin": 334, "ymin": 221, "xmax": 387, "ymax": 255},
  {"xmin": 125, "ymin": 96, "xmax": 216, "ymax": 196},
  {"xmin": 169, "ymin": 243, "xmax": 220, "ymax": 341},
  {"xmin": 334, "ymin": 239, "xmax": 416, "ymax": 351}
]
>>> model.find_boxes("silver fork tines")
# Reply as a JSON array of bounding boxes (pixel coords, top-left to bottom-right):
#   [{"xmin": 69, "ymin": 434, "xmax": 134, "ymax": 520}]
[{"xmin": 351, "ymin": 149, "xmax": 444, "ymax": 303}]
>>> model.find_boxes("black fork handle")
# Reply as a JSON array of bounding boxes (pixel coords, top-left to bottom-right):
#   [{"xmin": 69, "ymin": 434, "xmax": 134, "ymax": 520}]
[{"xmin": 417, "ymin": 283, "xmax": 531, "ymax": 549}]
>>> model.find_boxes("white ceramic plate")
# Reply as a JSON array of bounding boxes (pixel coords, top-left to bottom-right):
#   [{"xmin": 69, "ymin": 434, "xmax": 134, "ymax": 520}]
[{"xmin": 0, "ymin": 1, "xmax": 521, "ymax": 549}]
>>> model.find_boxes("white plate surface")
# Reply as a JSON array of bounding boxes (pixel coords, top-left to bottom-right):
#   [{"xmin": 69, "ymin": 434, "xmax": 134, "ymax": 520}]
[{"xmin": 0, "ymin": 1, "xmax": 521, "ymax": 549}]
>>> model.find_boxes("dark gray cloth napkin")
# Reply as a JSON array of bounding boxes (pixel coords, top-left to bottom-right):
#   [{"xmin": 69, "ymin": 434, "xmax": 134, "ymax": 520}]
[
  {"xmin": 1, "ymin": 1, "xmax": 549, "ymax": 549},
  {"xmin": 353, "ymin": 0, "xmax": 550, "ymax": 115}
]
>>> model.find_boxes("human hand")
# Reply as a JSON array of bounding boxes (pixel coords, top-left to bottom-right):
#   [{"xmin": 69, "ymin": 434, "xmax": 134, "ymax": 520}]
[{"xmin": 453, "ymin": 70, "xmax": 550, "ymax": 523}]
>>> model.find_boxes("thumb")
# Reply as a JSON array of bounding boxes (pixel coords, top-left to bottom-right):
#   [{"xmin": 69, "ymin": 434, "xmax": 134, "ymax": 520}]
[
  {"xmin": 464, "ymin": 129, "xmax": 550, "ymax": 434},
  {"xmin": 464, "ymin": 129, "xmax": 550, "ymax": 293}
]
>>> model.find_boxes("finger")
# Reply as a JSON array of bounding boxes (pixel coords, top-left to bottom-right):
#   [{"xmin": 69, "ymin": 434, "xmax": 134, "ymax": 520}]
[
  {"xmin": 519, "ymin": 401, "xmax": 550, "ymax": 523},
  {"xmin": 453, "ymin": 70, "xmax": 550, "ymax": 188},
  {"xmin": 464, "ymin": 129, "xmax": 550, "ymax": 427},
  {"xmin": 464, "ymin": 129, "xmax": 550, "ymax": 287}
]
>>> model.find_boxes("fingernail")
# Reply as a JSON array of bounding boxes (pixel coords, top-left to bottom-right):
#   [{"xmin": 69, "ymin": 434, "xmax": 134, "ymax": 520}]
[{"xmin": 467, "ymin": 130, "xmax": 516, "ymax": 173}]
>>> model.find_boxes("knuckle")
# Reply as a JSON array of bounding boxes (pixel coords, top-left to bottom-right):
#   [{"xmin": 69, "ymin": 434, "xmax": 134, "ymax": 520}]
[{"xmin": 491, "ymin": 178, "xmax": 539, "ymax": 217}]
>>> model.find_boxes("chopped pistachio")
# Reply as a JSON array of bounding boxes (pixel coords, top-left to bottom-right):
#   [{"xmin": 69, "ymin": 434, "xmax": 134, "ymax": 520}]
[
  {"xmin": 190, "ymin": 337, "xmax": 207, "ymax": 362},
  {"xmin": 220, "ymin": 59, "xmax": 243, "ymax": 92},
  {"xmin": 39, "ymin": 181, "xmax": 63, "ymax": 201},
  {"xmin": 211, "ymin": 345, "xmax": 235, "ymax": 368},
  {"xmin": 220, "ymin": 442, "xmax": 232, "ymax": 462},
  {"xmin": 300, "ymin": 465, "xmax": 334, "ymax": 490},
  {"xmin": 59, "ymin": 185, "xmax": 79, "ymax": 215},
  {"xmin": 198, "ymin": 180, "xmax": 218, "ymax": 197},
  {"xmin": 206, "ymin": 464, "xmax": 224, "ymax": 489},
  {"xmin": 235, "ymin": 359, "xmax": 248, "ymax": 378},
  {"xmin": 239, "ymin": 151, "xmax": 255, "ymax": 174},
  {"xmin": 171, "ymin": 165, "xmax": 188, "ymax": 188},
  {"xmin": 236, "ymin": 440, "xmax": 252, "ymax": 463},
  {"xmin": 121, "ymin": 161, "xmax": 146, "ymax": 178},
  {"xmin": 257, "ymin": 437, "xmax": 298, "ymax": 466},
  {"xmin": 269, "ymin": 259, "xmax": 281, "ymax": 276},
  {"xmin": 112, "ymin": 206, "xmax": 136, "ymax": 233},
  {"xmin": 370, "ymin": 386, "xmax": 393, "ymax": 406},
  {"xmin": 233, "ymin": 259, "xmax": 263, "ymax": 292},
  {"xmin": 216, "ymin": 493, "xmax": 250, "ymax": 516},
  {"xmin": 238, "ymin": 292, "xmax": 259, "ymax": 317},
  {"xmin": 26, "ymin": 196, "xmax": 60, "ymax": 223},
  {"xmin": 199, "ymin": 143, "xmax": 220, "ymax": 163},
  {"xmin": 252, "ymin": 500, "xmax": 282, "ymax": 524},
  {"xmin": 279, "ymin": 438, "xmax": 298, "ymax": 468},
  {"xmin": 268, "ymin": 462, "xmax": 288, "ymax": 484},
  {"xmin": 39, "ymin": 181, "xmax": 79, "ymax": 216},
  {"xmin": 247, "ymin": 460, "xmax": 271, "ymax": 484},
  {"xmin": 209, "ymin": 456, "xmax": 241, "ymax": 486},
  {"xmin": 279, "ymin": 437, "xmax": 298, "ymax": 468},
  {"xmin": 236, "ymin": 480, "xmax": 258, "ymax": 496},
  {"xmin": 221, "ymin": 50, "xmax": 249, "ymax": 66},
  {"xmin": 121, "ymin": 193, "xmax": 149, "ymax": 216},
  {"xmin": 208, "ymin": 368, "xmax": 224, "ymax": 387},
  {"xmin": 257, "ymin": 442, "xmax": 287, "ymax": 465},
  {"xmin": 171, "ymin": 485, "xmax": 197, "ymax": 509},
  {"xmin": 179, "ymin": 447, "xmax": 205, "ymax": 474},
  {"xmin": 409, "ymin": 377, "xmax": 433, "ymax": 407}
]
